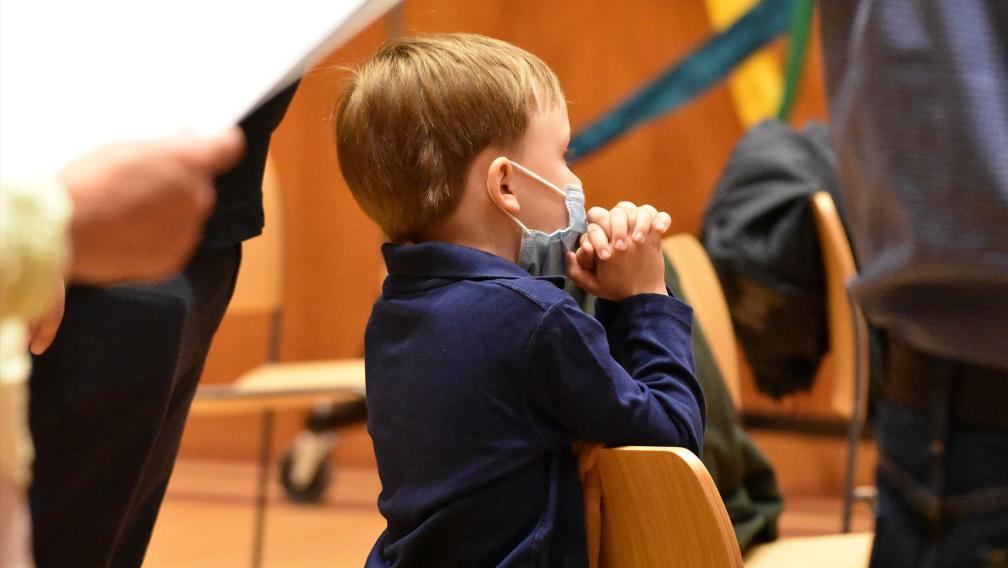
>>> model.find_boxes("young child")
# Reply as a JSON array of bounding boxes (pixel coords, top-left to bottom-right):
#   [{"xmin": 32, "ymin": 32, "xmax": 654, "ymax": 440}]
[{"xmin": 333, "ymin": 33, "xmax": 705, "ymax": 567}]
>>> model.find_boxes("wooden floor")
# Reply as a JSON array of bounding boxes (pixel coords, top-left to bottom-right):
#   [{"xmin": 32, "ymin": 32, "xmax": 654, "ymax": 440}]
[
  {"xmin": 145, "ymin": 456, "xmax": 874, "ymax": 567},
  {"xmin": 146, "ymin": 461, "xmax": 384, "ymax": 567}
]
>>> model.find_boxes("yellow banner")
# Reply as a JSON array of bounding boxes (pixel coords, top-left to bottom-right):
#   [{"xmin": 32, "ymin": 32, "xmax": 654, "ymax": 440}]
[{"xmin": 704, "ymin": 0, "xmax": 782, "ymax": 127}]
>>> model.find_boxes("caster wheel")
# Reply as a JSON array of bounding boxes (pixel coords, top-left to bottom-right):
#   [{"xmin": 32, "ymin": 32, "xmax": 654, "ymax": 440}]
[{"xmin": 280, "ymin": 449, "xmax": 330, "ymax": 503}]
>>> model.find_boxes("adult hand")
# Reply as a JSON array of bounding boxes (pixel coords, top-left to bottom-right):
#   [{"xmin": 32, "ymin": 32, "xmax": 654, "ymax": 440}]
[
  {"xmin": 28, "ymin": 278, "xmax": 65, "ymax": 355},
  {"xmin": 61, "ymin": 128, "xmax": 245, "ymax": 283}
]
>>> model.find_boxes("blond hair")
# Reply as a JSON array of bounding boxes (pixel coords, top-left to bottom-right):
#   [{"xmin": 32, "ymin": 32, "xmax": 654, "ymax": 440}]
[{"xmin": 333, "ymin": 33, "xmax": 564, "ymax": 241}]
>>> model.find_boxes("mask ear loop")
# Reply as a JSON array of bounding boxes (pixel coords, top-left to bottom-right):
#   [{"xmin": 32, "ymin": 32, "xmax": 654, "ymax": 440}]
[
  {"xmin": 509, "ymin": 159, "xmax": 580, "ymax": 236},
  {"xmin": 490, "ymin": 158, "xmax": 573, "ymax": 234},
  {"xmin": 508, "ymin": 160, "xmax": 568, "ymax": 198}
]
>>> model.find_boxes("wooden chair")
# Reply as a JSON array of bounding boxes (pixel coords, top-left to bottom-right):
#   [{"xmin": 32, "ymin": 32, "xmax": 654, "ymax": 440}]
[
  {"xmin": 588, "ymin": 439, "xmax": 874, "ymax": 568},
  {"xmin": 189, "ymin": 158, "xmax": 367, "ymax": 568},
  {"xmin": 588, "ymin": 446, "xmax": 744, "ymax": 568},
  {"xmin": 661, "ymin": 235, "xmax": 742, "ymax": 411},
  {"xmin": 657, "ymin": 233, "xmax": 872, "ymax": 567},
  {"xmin": 585, "ymin": 441, "xmax": 872, "ymax": 568},
  {"xmin": 809, "ymin": 191, "xmax": 873, "ymax": 532}
]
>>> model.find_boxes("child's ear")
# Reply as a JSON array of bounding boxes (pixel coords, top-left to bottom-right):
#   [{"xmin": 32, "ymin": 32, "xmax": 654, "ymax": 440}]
[{"xmin": 487, "ymin": 156, "xmax": 520, "ymax": 216}]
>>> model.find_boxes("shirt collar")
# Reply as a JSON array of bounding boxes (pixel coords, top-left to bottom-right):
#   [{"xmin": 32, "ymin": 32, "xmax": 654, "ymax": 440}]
[{"xmin": 381, "ymin": 242, "xmax": 564, "ymax": 286}]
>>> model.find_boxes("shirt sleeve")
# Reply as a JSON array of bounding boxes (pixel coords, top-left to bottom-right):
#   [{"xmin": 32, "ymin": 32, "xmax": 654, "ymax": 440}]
[
  {"xmin": 0, "ymin": 177, "xmax": 71, "ymax": 320},
  {"xmin": 0, "ymin": 177, "xmax": 70, "ymax": 488},
  {"xmin": 523, "ymin": 293, "xmax": 705, "ymax": 454}
]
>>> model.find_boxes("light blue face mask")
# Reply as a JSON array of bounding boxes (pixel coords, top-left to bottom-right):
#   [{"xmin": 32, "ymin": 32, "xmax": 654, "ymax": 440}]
[{"xmin": 499, "ymin": 160, "xmax": 588, "ymax": 277}]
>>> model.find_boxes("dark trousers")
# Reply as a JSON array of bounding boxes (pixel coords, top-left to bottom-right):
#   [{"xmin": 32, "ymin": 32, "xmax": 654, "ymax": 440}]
[
  {"xmin": 870, "ymin": 340, "xmax": 1008, "ymax": 568},
  {"xmin": 28, "ymin": 244, "xmax": 241, "ymax": 568}
]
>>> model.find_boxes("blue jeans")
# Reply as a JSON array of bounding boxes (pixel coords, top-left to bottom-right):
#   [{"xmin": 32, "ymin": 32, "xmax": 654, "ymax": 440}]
[{"xmin": 871, "ymin": 400, "xmax": 1008, "ymax": 567}]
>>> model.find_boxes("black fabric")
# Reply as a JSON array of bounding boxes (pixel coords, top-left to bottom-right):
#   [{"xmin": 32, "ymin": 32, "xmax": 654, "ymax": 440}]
[
  {"xmin": 26, "ymin": 83, "xmax": 298, "ymax": 567},
  {"xmin": 700, "ymin": 119, "xmax": 845, "ymax": 397},
  {"xmin": 28, "ymin": 245, "xmax": 241, "ymax": 568},
  {"xmin": 200, "ymin": 81, "xmax": 299, "ymax": 250}
]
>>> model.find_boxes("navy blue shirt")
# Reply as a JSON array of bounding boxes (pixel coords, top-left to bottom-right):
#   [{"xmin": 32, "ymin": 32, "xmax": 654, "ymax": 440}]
[{"xmin": 365, "ymin": 242, "xmax": 706, "ymax": 567}]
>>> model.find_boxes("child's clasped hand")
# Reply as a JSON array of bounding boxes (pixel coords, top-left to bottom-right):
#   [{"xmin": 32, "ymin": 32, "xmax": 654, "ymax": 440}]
[{"xmin": 566, "ymin": 201, "xmax": 672, "ymax": 301}]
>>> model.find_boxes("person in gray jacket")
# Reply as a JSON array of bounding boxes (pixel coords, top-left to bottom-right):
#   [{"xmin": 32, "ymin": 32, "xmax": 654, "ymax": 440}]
[{"xmin": 820, "ymin": 2, "xmax": 1008, "ymax": 566}]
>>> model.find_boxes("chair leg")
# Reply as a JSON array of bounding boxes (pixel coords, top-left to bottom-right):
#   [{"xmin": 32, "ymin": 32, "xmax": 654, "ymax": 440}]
[
  {"xmin": 842, "ymin": 289, "xmax": 871, "ymax": 533},
  {"xmin": 841, "ymin": 409, "xmax": 861, "ymax": 532},
  {"xmin": 251, "ymin": 409, "xmax": 275, "ymax": 568}
]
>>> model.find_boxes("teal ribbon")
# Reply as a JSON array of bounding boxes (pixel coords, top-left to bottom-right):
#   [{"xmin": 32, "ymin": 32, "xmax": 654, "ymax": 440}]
[
  {"xmin": 777, "ymin": 0, "xmax": 816, "ymax": 120},
  {"xmin": 567, "ymin": 0, "xmax": 795, "ymax": 163}
]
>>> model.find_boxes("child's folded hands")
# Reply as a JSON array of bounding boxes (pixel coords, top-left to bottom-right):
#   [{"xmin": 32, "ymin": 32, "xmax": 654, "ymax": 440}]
[{"xmin": 566, "ymin": 201, "xmax": 671, "ymax": 301}]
